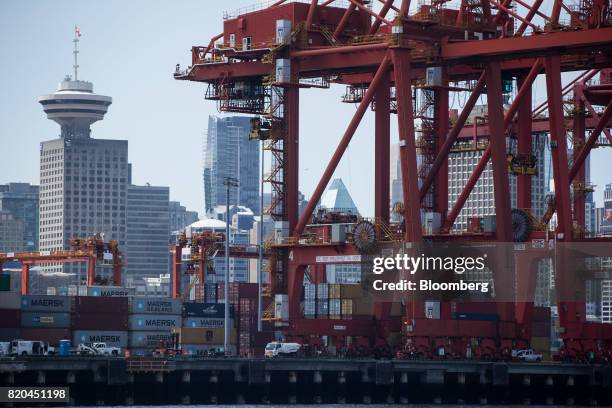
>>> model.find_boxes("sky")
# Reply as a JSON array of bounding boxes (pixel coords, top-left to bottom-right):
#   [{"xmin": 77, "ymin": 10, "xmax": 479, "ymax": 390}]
[{"xmin": 0, "ymin": 0, "xmax": 610, "ymax": 219}]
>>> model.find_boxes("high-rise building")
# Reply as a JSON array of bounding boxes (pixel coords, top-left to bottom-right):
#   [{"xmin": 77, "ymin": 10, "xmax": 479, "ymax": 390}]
[
  {"xmin": 318, "ymin": 178, "xmax": 360, "ymax": 215},
  {"xmin": 601, "ymin": 184, "xmax": 612, "ymax": 236},
  {"xmin": 169, "ymin": 201, "xmax": 198, "ymax": 234},
  {"xmin": 125, "ymin": 184, "xmax": 170, "ymax": 287},
  {"xmin": 447, "ymin": 132, "xmax": 548, "ymax": 232},
  {"xmin": 204, "ymin": 116, "xmax": 260, "ymax": 214},
  {"xmin": 390, "ymin": 144, "xmax": 403, "ymax": 222},
  {"xmin": 0, "ymin": 211, "xmax": 24, "ymax": 252},
  {"xmin": 0, "ymin": 183, "xmax": 39, "ymax": 250},
  {"xmin": 38, "ymin": 76, "xmax": 128, "ymax": 278}
]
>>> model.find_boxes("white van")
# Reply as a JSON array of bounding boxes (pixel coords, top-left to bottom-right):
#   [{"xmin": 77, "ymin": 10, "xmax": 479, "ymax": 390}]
[{"xmin": 10, "ymin": 340, "xmax": 53, "ymax": 356}]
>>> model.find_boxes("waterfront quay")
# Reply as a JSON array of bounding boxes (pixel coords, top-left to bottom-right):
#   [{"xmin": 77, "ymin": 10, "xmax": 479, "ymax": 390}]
[{"xmin": 1, "ymin": 357, "xmax": 611, "ymax": 406}]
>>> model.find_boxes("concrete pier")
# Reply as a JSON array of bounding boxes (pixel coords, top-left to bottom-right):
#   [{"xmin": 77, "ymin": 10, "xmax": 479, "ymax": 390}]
[{"xmin": 0, "ymin": 356, "xmax": 610, "ymax": 405}]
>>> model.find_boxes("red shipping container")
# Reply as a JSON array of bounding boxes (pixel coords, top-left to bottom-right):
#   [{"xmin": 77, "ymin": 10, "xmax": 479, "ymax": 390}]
[
  {"xmin": 532, "ymin": 306, "xmax": 551, "ymax": 323},
  {"xmin": 20, "ymin": 328, "xmax": 71, "ymax": 346},
  {"xmin": 532, "ymin": 322, "xmax": 551, "ymax": 338},
  {"xmin": 455, "ymin": 301, "xmax": 498, "ymax": 315},
  {"xmin": 73, "ymin": 312, "xmax": 128, "ymax": 331},
  {"xmin": 73, "ymin": 296, "xmax": 128, "ymax": 314},
  {"xmin": 0, "ymin": 309, "xmax": 20, "ymax": 328}
]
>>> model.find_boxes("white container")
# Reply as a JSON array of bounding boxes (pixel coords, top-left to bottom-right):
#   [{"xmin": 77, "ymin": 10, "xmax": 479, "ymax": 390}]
[
  {"xmin": 316, "ymin": 283, "xmax": 329, "ymax": 299},
  {"xmin": 274, "ymin": 294, "xmax": 289, "ymax": 321},
  {"xmin": 275, "ymin": 59, "xmax": 291, "ymax": 83},
  {"xmin": 276, "ymin": 20, "xmax": 292, "ymax": 45}
]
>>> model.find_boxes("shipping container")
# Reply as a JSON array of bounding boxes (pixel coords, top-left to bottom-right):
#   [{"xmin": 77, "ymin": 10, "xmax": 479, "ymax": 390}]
[
  {"xmin": 21, "ymin": 312, "xmax": 71, "ymax": 328},
  {"xmin": 173, "ymin": 327, "xmax": 236, "ymax": 344},
  {"xmin": 73, "ymin": 330, "xmax": 128, "ymax": 348},
  {"xmin": 340, "ymin": 284, "xmax": 363, "ymax": 299},
  {"xmin": 87, "ymin": 286, "xmax": 135, "ymax": 297},
  {"xmin": 20, "ymin": 328, "xmax": 70, "ymax": 346},
  {"xmin": 205, "ymin": 284, "xmax": 218, "ymax": 303},
  {"xmin": 128, "ymin": 348, "xmax": 153, "ymax": 357},
  {"xmin": 352, "ymin": 297, "xmax": 373, "ymax": 315},
  {"xmin": 21, "ymin": 295, "xmax": 71, "ymax": 312},
  {"xmin": 317, "ymin": 284, "xmax": 329, "ymax": 299},
  {"xmin": 129, "ymin": 298, "xmax": 182, "ymax": 315},
  {"xmin": 341, "ymin": 299, "xmax": 353, "ymax": 317},
  {"xmin": 216, "ymin": 282, "xmax": 258, "ymax": 301},
  {"xmin": 73, "ymin": 296, "xmax": 128, "ymax": 313},
  {"xmin": 182, "ymin": 302, "xmax": 234, "ymax": 318},
  {"xmin": 129, "ymin": 314, "xmax": 182, "ymax": 331},
  {"xmin": 0, "ymin": 328, "xmax": 20, "ymax": 341},
  {"xmin": 304, "ymin": 284, "xmax": 316, "ymax": 300},
  {"xmin": 182, "ymin": 317, "xmax": 230, "ymax": 329},
  {"xmin": 329, "ymin": 299, "xmax": 341, "ymax": 316},
  {"xmin": 316, "ymin": 299, "xmax": 329, "ymax": 318},
  {"xmin": 453, "ymin": 312, "xmax": 498, "ymax": 321},
  {"xmin": 129, "ymin": 331, "xmax": 173, "ymax": 348},
  {"xmin": 0, "ymin": 309, "xmax": 20, "ymax": 327},
  {"xmin": 180, "ymin": 344, "xmax": 236, "ymax": 356},
  {"xmin": 73, "ymin": 312, "xmax": 128, "ymax": 331},
  {"xmin": 0, "ymin": 292, "xmax": 21, "ymax": 309},
  {"xmin": 328, "ymin": 284, "xmax": 341, "ymax": 299}
]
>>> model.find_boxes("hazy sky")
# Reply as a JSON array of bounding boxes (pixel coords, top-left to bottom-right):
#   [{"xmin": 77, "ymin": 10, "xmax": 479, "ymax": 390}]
[{"xmin": 0, "ymin": 1, "xmax": 610, "ymax": 219}]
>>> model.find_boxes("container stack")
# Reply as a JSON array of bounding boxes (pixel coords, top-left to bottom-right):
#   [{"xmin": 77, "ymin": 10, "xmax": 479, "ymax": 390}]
[
  {"xmin": 179, "ymin": 302, "xmax": 235, "ymax": 355},
  {"xmin": 328, "ymin": 284, "xmax": 341, "ymax": 319},
  {"xmin": 303, "ymin": 282, "xmax": 316, "ymax": 318},
  {"xmin": 20, "ymin": 295, "xmax": 71, "ymax": 345},
  {"xmin": 531, "ymin": 306, "xmax": 552, "ymax": 358},
  {"xmin": 316, "ymin": 283, "xmax": 329, "ymax": 319},
  {"xmin": 238, "ymin": 297, "xmax": 257, "ymax": 356},
  {"xmin": 0, "ymin": 292, "xmax": 21, "ymax": 341},
  {"xmin": 73, "ymin": 296, "xmax": 129, "ymax": 350},
  {"xmin": 128, "ymin": 297, "xmax": 182, "ymax": 356}
]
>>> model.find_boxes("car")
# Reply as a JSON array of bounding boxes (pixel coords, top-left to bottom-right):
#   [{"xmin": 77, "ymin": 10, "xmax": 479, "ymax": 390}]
[{"xmin": 515, "ymin": 349, "xmax": 543, "ymax": 362}]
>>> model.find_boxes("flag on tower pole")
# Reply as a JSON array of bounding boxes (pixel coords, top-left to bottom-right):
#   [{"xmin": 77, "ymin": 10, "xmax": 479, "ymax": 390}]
[{"xmin": 75, "ymin": 26, "xmax": 81, "ymax": 38}]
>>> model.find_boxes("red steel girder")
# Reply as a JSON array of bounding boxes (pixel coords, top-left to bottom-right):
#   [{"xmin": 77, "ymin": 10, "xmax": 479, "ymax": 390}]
[
  {"xmin": 517, "ymin": 71, "xmax": 533, "ymax": 211},
  {"xmin": 545, "ymin": 55, "xmax": 573, "ymax": 238},
  {"xmin": 392, "ymin": 46, "xmax": 422, "ymax": 242},
  {"xmin": 441, "ymin": 27, "xmax": 612, "ymax": 62},
  {"xmin": 374, "ymin": 70, "xmax": 391, "ymax": 223},
  {"xmin": 484, "ymin": 61, "xmax": 512, "ymax": 242}
]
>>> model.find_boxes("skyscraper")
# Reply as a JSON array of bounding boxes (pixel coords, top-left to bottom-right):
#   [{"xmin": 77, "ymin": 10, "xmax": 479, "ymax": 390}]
[
  {"xmin": 169, "ymin": 201, "xmax": 199, "ymax": 234},
  {"xmin": 0, "ymin": 183, "xmax": 39, "ymax": 251},
  {"xmin": 319, "ymin": 178, "xmax": 360, "ymax": 215},
  {"xmin": 38, "ymin": 75, "xmax": 128, "ymax": 278},
  {"xmin": 125, "ymin": 184, "xmax": 170, "ymax": 287},
  {"xmin": 204, "ymin": 116, "xmax": 260, "ymax": 214}
]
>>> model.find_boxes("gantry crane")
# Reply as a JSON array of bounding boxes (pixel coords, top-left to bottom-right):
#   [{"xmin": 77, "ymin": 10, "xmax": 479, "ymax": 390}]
[
  {"xmin": 0, "ymin": 234, "xmax": 123, "ymax": 294},
  {"xmin": 175, "ymin": 0, "xmax": 612, "ymax": 361}
]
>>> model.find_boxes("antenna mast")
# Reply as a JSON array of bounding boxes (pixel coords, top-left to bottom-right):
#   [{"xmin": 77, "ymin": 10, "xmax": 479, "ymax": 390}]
[{"xmin": 73, "ymin": 25, "xmax": 81, "ymax": 80}]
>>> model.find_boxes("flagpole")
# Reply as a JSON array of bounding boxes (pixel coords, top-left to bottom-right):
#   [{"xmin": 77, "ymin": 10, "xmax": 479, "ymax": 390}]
[{"xmin": 73, "ymin": 26, "xmax": 80, "ymax": 81}]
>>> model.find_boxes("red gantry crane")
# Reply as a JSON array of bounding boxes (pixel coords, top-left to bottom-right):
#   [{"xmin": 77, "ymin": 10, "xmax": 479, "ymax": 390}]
[
  {"xmin": 0, "ymin": 234, "xmax": 123, "ymax": 294},
  {"xmin": 175, "ymin": 0, "xmax": 612, "ymax": 361}
]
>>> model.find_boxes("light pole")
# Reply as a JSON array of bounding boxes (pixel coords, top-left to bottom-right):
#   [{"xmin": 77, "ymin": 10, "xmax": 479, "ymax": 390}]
[
  {"xmin": 223, "ymin": 177, "xmax": 239, "ymax": 356},
  {"xmin": 258, "ymin": 140, "xmax": 265, "ymax": 332}
]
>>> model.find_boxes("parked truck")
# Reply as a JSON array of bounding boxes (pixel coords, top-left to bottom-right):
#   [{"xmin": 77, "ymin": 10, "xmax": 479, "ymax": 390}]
[
  {"xmin": 77, "ymin": 342, "xmax": 121, "ymax": 356},
  {"xmin": 264, "ymin": 342, "xmax": 301, "ymax": 358},
  {"xmin": 9, "ymin": 340, "xmax": 55, "ymax": 356}
]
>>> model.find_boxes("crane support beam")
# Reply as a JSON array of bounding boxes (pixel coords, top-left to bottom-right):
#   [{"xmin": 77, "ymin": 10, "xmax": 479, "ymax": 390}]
[
  {"xmin": 545, "ymin": 55, "xmax": 573, "ymax": 238},
  {"xmin": 392, "ymin": 46, "xmax": 422, "ymax": 242},
  {"xmin": 374, "ymin": 70, "xmax": 391, "ymax": 223},
  {"xmin": 441, "ymin": 27, "xmax": 612, "ymax": 62},
  {"xmin": 485, "ymin": 61, "xmax": 512, "ymax": 242}
]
